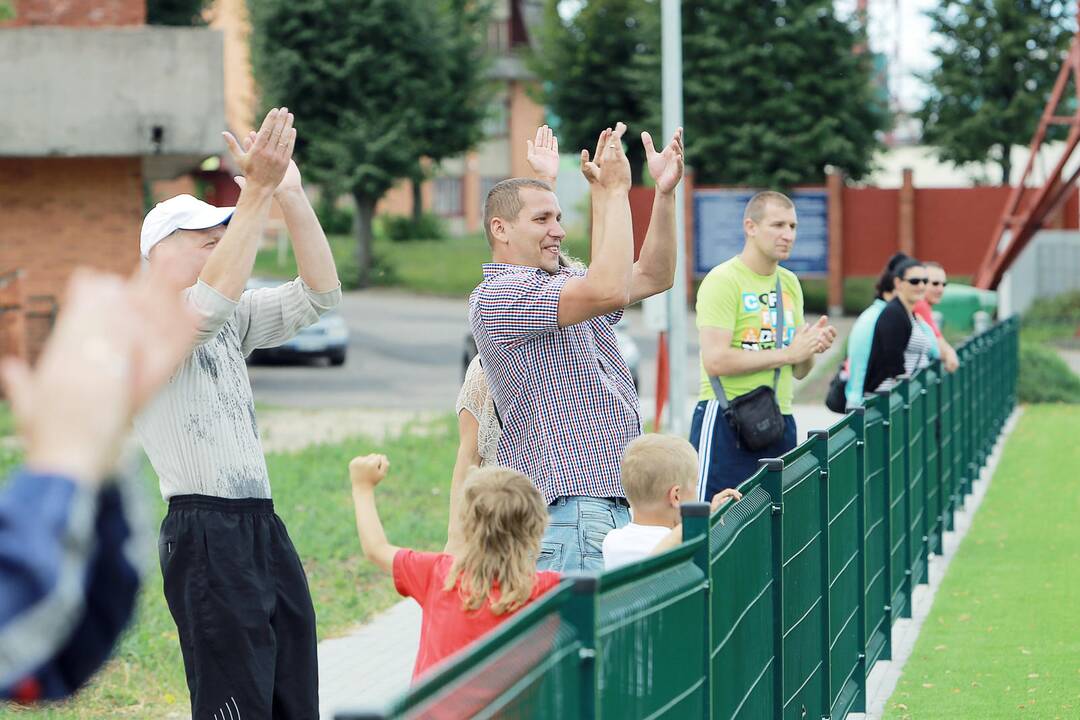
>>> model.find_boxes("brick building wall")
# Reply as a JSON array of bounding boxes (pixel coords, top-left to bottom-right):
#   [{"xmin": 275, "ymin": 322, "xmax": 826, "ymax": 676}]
[
  {"xmin": 2, "ymin": 0, "xmax": 144, "ymax": 27},
  {"xmin": 1, "ymin": 1, "xmax": 148, "ymax": 361},
  {"xmin": 0, "ymin": 158, "xmax": 144, "ymax": 360}
]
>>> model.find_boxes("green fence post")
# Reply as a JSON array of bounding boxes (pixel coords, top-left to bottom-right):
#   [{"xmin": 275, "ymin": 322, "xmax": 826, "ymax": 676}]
[
  {"xmin": 564, "ymin": 575, "xmax": 598, "ymax": 720},
  {"xmin": 760, "ymin": 457, "xmax": 786, "ymax": 716},
  {"xmin": 898, "ymin": 378, "xmax": 914, "ymax": 620},
  {"xmin": 875, "ymin": 389, "xmax": 896, "ymax": 648},
  {"xmin": 808, "ymin": 430, "xmax": 833, "ymax": 720},
  {"xmin": 682, "ymin": 501, "xmax": 711, "ymax": 720},
  {"xmin": 851, "ymin": 407, "xmax": 869, "ymax": 713},
  {"xmin": 915, "ymin": 376, "xmax": 930, "ymax": 581}
]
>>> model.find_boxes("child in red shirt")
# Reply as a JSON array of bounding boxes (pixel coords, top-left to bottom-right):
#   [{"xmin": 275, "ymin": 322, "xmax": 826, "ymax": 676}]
[{"xmin": 349, "ymin": 455, "xmax": 560, "ymax": 680}]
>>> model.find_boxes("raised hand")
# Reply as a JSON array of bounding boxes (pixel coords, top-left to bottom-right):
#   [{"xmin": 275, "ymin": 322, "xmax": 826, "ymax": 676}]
[
  {"xmin": 643, "ymin": 127, "xmax": 685, "ymax": 195},
  {"xmin": 349, "ymin": 454, "xmax": 390, "ymax": 489},
  {"xmin": 0, "ymin": 270, "xmax": 197, "ymax": 486},
  {"xmin": 235, "ymin": 130, "xmax": 303, "ymax": 195},
  {"xmin": 580, "ymin": 122, "xmax": 631, "ymax": 192},
  {"xmin": 526, "ymin": 125, "xmax": 560, "ymax": 184},
  {"xmin": 222, "ymin": 107, "xmax": 295, "ymax": 194}
]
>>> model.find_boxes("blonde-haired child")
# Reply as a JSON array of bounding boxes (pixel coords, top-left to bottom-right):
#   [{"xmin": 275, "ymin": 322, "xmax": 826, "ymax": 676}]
[
  {"xmin": 349, "ymin": 455, "xmax": 560, "ymax": 680},
  {"xmin": 602, "ymin": 434, "xmax": 742, "ymax": 570}
]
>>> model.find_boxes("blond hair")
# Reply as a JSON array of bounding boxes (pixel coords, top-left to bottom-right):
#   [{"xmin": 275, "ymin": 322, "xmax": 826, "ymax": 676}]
[
  {"xmin": 444, "ymin": 466, "xmax": 549, "ymax": 615},
  {"xmin": 743, "ymin": 191, "xmax": 795, "ymax": 223},
  {"xmin": 620, "ymin": 434, "xmax": 699, "ymax": 509},
  {"xmin": 483, "ymin": 178, "xmax": 553, "ymax": 247}
]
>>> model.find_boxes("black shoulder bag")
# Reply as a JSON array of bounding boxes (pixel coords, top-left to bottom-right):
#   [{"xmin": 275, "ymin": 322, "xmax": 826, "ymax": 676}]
[{"xmin": 709, "ymin": 276, "xmax": 787, "ymax": 451}]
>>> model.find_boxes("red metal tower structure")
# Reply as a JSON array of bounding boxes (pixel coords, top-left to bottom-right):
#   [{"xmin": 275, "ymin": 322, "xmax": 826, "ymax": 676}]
[{"xmin": 973, "ymin": 25, "xmax": 1080, "ymax": 289}]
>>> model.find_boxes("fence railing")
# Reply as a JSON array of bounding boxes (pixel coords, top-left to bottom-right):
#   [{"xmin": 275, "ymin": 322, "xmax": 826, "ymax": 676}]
[{"xmin": 338, "ymin": 317, "xmax": 1020, "ymax": 720}]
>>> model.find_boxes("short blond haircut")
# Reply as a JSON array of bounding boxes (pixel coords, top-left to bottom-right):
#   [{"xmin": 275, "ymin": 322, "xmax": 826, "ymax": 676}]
[
  {"xmin": 620, "ymin": 434, "xmax": 699, "ymax": 509},
  {"xmin": 744, "ymin": 191, "xmax": 795, "ymax": 223},
  {"xmin": 483, "ymin": 178, "xmax": 553, "ymax": 246},
  {"xmin": 444, "ymin": 466, "xmax": 549, "ymax": 615}
]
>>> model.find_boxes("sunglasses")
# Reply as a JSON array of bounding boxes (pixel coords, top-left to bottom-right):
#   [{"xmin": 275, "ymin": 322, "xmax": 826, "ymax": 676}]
[
  {"xmin": 930, "ymin": 281, "xmax": 947, "ymax": 287},
  {"xmin": 903, "ymin": 277, "xmax": 929, "ymax": 285}
]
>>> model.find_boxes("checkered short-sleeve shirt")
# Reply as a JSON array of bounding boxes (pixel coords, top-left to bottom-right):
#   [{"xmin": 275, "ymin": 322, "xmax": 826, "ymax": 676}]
[{"xmin": 468, "ymin": 263, "xmax": 641, "ymax": 504}]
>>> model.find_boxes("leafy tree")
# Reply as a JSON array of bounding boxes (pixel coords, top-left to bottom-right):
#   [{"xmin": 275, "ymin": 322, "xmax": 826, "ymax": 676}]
[
  {"xmin": 682, "ymin": 0, "xmax": 887, "ymax": 187},
  {"xmin": 531, "ymin": 0, "xmax": 661, "ymax": 184},
  {"xmin": 917, "ymin": 0, "xmax": 1074, "ymax": 184},
  {"xmin": 147, "ymin": 0, "xmax": 209, "ymax": 25},
  {"xmin": 408, "ymin": 0, "xmax": 494, "ymax": 222},
  {"xmin": 250, "ymin": 0, "xmax": 489, "ymax": 286}
]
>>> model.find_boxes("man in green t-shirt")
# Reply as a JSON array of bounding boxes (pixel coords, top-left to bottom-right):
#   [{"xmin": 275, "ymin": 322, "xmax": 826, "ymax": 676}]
[{"xmin": 690, "ymin": 191, "xmax": 837, "ymax": 498}]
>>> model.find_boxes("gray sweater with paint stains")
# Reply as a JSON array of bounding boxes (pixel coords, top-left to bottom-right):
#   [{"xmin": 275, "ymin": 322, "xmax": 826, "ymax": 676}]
[{"xmin": 135, "ymin": 278, "xmax": 342, "ymax": 500}]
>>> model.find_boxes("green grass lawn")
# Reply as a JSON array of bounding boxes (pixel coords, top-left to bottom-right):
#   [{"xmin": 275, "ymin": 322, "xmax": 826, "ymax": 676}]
[
  {"xmin": 884, "ymin": 405, "xmax": 1080, "ymax": 719},
  {"xmin": 0, "ymin": 401, "xmax": 12, "ymax": 439},
  {"xmin": 0, "ymin": 415, "xmax": 458, "ymax": 719}
]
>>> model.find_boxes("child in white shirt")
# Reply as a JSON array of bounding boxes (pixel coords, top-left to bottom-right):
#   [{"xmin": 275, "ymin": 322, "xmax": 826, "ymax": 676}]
[{"xmin": 603, "ymin": 434, "xmax": 741, "ymax": 570}]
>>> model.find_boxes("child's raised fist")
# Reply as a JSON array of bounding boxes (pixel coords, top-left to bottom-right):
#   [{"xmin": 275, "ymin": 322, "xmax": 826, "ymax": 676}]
[{"xmin": 349, "ymin": 453, "xmax": 390, "ymax": 488}]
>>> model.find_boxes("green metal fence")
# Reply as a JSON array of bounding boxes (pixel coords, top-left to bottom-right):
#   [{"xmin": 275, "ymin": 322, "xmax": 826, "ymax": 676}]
[{"xmin": 339, "ymin": 317, "xmax": 1019, "ymax": 720}]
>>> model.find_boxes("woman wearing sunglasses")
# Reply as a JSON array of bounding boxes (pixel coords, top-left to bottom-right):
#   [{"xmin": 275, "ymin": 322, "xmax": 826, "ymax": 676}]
[{"xmin": 862, "ymin": 255, "xmax": 940, "ymax": 396}]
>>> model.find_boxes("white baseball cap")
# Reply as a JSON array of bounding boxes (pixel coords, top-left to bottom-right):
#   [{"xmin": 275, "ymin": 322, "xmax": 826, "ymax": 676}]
[{"xmin": 140, "ymin": 194, "xmax": 235, "ymax": 259}]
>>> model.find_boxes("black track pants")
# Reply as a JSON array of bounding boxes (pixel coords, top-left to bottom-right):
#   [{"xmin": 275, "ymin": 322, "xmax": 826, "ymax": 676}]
[{"xmin": 159, "ymin": 495, "xmax": 319, "ymax": 720}]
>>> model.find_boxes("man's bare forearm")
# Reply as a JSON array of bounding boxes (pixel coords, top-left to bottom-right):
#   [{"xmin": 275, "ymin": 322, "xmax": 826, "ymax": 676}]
[
  {"xmin": 793, "ymin": 355, "xmax": 814, "ymax": 380},
  {"xmin": 587, "ymin": 188, "xmax": 634, "ymax": 303},
  {"xmin": 276, "ymin": 188, "xmax": 340, "ymax": 293},
  {"xmin": 199, "ymin": 185, "xmax": 275, "ymax": 300},
  {"xmin": 703, "ymin": 345, "xmax": 795, "ymax": 377}
]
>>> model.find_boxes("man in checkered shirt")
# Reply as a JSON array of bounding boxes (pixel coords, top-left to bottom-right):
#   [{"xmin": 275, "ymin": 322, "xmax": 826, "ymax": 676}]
[{"xmin": 469, "ymin": 122, "xmax": 685, "ymax": 572}]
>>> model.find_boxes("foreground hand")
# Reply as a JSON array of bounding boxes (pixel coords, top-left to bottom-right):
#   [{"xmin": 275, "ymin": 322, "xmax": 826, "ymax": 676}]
[
  {"xmin": 580, "ymin": 122, "xmax": 631, "ymax": 192},
  {"xmin": 710, "ymin": 488, "xmax": 743, "ymax": 512},
  {"xmin": 222, "ymin": 107, "xmax": 295, "ymax": 194},
  {"xmin": 643, "ymin": 127, "xmax": 684, "ymax": 195},
  {"xmin": 527, "ymin": 125, "xmax": 560, "ymax": 184},
  {"xmin": 943, "ymin": 346, "xmax": 960, "ymax": 373},
  {"xmin": 0, "ymin": 270, "xmax": 197, "ymax": 486},
  {"xmin": 350, "ymin": 454, "xmax": 390, "ymax": 489}
]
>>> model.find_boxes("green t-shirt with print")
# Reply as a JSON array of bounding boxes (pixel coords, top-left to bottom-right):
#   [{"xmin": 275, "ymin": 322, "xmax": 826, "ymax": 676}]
[{"xmin": 696, "ymin": 256, "xmax": 805, "ymax": 414}]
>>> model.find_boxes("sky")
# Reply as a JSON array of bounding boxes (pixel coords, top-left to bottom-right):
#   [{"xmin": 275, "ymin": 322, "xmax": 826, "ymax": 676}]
[{"xmin": 834, "ymin": 0, "xmax": 940, "ymax": 112}]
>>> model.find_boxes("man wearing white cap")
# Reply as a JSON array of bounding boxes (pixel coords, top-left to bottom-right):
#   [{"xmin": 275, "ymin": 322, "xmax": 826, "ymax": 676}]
[{"xmin": 134, "ymin": 107, "xmax": 340, "ymax": 720}]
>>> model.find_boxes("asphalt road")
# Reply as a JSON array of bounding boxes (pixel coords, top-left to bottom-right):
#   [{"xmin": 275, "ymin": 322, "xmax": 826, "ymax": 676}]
[{"xmin": 247, "ymin": 288, "xmax": 702, "ymax": 411}]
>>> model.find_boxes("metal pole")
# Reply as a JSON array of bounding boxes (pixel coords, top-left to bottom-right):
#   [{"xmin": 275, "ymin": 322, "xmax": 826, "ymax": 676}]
[{"xmin": 662, "ymin": 0, "xmax": 689, "ymax": 436}]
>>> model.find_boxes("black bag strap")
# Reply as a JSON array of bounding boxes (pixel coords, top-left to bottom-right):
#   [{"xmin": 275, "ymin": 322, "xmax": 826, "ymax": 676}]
[{"xmin": 710, "ymin": 274, "xmax": 785, "ymax": 409}]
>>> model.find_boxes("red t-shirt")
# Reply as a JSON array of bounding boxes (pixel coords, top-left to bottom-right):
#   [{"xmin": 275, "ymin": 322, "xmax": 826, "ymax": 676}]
[
  {"xmin": 393, "ymin": 550, "xmax": 561, "ymax": 680},
  {"xmin": 912, "ymin": 299, "xmax": 942, "ymax": 338}
]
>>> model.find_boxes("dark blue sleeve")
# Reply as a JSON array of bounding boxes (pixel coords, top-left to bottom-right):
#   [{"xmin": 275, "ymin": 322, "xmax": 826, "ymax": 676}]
[{"xmin": 0, "ymin": 470, "xmax": 139, "ymax": 701}]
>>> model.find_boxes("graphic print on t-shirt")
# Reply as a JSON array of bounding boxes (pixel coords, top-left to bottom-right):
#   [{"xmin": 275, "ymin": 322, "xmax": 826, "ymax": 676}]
[{"xmin": 739, "ymin": 291, "xmax": 796, "ymax": 351}]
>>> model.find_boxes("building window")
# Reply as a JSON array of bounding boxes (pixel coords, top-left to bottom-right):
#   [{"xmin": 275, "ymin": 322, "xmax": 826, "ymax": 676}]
[
  {"xmin": 433, "ymin": 176, "xmax": 464, "ymax": 217},
  {"xmin": 484, "ymin": 93, "xmax": 509, "ymax": 138}
]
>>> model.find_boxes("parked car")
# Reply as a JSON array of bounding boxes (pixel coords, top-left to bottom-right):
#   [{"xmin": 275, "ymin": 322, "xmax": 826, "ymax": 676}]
[
  {"xmin": 462, "ymin": 322, "xmax": 641, "ymax": 390},
  {"xmin": 244, "ymin": 277, "xmax": 349, "ymax": 366}
]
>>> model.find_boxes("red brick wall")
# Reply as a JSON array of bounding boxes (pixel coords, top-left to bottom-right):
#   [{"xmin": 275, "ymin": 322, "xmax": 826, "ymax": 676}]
[
  {"xmin": 2, "ymin": 0, "xmax": 145, "ymax": 27},
  {"xmin": 841, "ymin": 186, "xmax": 1079, "ymax": 276},
  {"xmin": 0, "ymin": 158, "xmax": 144, "ymax": 360}
]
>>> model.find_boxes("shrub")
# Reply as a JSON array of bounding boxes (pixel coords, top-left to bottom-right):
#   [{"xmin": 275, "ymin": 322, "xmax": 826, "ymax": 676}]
[
  {"xmin": 315, "ymin": 197, "xmax": 356, "ymax": 236},
  {"xmin": 1023, "ymin": 290, "xmax": 1080, "ymax": 326},
  {"xmin": 1017, "ymin": 342, "xmax": 1080, "ymax": 404},
  {"xmin": 382, "ymin": 213, "xmax": 447, "ymax": 243}
]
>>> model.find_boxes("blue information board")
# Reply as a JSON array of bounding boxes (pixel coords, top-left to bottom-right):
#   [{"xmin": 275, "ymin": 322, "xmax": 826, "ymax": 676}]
[{"xmin": 693, "ymin": 189, "xmax": 829, "ymax": 277}]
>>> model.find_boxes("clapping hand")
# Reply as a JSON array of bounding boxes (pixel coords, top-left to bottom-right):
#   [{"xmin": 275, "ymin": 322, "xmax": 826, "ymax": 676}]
[
  {"xmin": 233, "ymin": 129, "xmax": 303, "ymax": 196},
  {"xmin": 222, "ymin": 107, "xmax": 295, "ymax": 195},
  {"xmin": 642, "ymin": 127, "xmax": 685, "ymax": 195},
  {"xmin": 580, "ymin": 122, "xmax": 631, "ymax": 192},
  {"xmin": 0, "ymin": 270, "xmax": 198, "ymax": 486}
]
